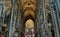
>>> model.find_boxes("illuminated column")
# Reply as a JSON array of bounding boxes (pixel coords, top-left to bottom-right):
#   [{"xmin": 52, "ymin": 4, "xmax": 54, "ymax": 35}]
[
  {"xmin": 8, "ymin": 0, "xmax": 15, "ymax": 37},
  {"xmin": 42, "ymin": 0, "xmax": 52, "ymax": 37},
  {"xmin": 0, "ymin": 0, "xmax": 3, "ymax": 16},
  {"xmin": 49, "ymin": 0, "xmax": 60, "ymax": 37},
  {"xmin": 36, "ymin": 0, "xmax": 43, "ymax": 37}
]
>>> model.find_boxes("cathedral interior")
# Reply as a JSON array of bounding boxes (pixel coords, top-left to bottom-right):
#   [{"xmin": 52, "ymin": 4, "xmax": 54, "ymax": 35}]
[{"xmin": 0, "ymin": 0, "xmax": 60, "ymax": 37}]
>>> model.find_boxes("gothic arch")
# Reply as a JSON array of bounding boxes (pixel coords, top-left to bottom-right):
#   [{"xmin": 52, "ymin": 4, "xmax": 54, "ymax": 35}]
[{"xmin": 23, "ymin": 15, "xmax": 35, "ymax": 31}]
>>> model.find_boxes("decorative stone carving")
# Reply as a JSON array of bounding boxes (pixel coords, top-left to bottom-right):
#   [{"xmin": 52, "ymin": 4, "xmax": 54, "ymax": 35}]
[{"xmin": 21, "ymin": 0, "xmax": 36, "ymax": 18}]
